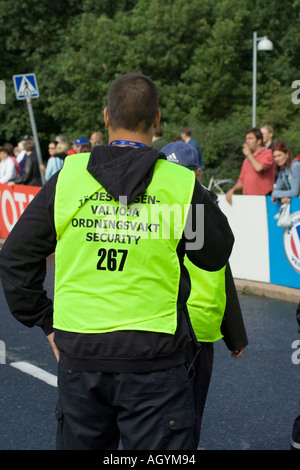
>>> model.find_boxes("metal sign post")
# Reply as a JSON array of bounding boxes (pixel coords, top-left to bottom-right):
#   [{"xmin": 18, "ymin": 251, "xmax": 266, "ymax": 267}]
[
  {"xmin": 13, "ymin": 73, "xmax": 45, "ymax": 185},
  {"xmin": 24, "ymin": 90, "xmax": 45, "ymax": 184}
]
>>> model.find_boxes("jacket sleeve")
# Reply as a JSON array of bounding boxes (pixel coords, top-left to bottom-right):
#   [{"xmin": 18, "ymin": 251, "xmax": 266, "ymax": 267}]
[
  {"xmin": 184, "ymin": 179, "xmax": 234, "ymax": 271},
  {"xmin": 220, "ymin": 264, "xmax": 248, "ymax": 351},
  {"xmin": 0, "ymin": 173, "xmax": 58, "ymax": 335}
]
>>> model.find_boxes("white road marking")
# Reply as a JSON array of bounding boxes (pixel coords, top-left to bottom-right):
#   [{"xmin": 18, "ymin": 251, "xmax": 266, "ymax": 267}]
[{"xmin": 10, "ymin": 361, "xmax": 57, "ymax": 387}]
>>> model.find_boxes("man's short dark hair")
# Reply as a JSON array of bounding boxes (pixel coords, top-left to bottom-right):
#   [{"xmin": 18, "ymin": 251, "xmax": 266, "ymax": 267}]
[
  {"xmin": 107, "ymin": 73, "xmax": 159, "ymax": 132},
  {"xmin": 246, "ymin": 127, "xmax": 263, "ymax": 143}
]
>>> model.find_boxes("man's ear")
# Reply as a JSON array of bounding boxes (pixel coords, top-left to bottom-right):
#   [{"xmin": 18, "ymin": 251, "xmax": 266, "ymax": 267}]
[
  {"xmin": 103, "ymin": 107, "xmax": 110, "ymax": 128},
  {"xmin": 153, "ymin": 109, "xmax": 161, "ymax": 129}
]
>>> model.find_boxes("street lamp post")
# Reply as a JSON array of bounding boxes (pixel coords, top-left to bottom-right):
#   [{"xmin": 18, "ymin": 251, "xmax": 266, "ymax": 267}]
[{"xmin": 252, "ymin": 31, "xmax": 273, "ymax": 127}]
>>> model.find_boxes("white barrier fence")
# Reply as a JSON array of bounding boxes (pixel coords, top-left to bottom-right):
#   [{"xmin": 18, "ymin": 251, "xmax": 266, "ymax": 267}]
[{"xmin": 218, "ymin": 195, "xmax": 300, "ymax": 290}]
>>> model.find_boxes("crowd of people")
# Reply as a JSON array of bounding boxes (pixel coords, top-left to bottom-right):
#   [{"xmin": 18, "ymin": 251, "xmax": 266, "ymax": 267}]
[
  {"xmin": 0, "ymin": 131, "xmax": 104, "ymax": 187},
  {"xmin": 1, "ymin": 124, "xmax": 299, "ymax": 211}
]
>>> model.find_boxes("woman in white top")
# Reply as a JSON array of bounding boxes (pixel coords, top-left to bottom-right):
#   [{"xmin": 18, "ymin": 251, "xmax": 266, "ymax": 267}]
[{"xmin": 0, "ymin": 147, "xmax": 16, "ymax": 183}]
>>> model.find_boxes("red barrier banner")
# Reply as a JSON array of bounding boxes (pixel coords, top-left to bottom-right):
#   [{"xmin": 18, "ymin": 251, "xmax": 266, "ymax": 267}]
[{"xmin": 0, "ymin": 183, "xmax": 41, "ymax": 238}]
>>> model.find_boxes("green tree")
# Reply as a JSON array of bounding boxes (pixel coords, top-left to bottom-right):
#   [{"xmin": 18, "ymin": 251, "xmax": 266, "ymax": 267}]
[{"xmin": 1, "ymin": 0, "xmax": 300, "ymax": 174}]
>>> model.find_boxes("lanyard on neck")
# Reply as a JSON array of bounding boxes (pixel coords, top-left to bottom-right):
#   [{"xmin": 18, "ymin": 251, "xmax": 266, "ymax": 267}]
[{"xmin": 109, "ymin": 140, "xmax": 146, "ymax": 147}]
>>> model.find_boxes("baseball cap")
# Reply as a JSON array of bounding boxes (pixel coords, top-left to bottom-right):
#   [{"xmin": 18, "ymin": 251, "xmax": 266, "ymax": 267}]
[
  {"xmin": 72, "ymin": 137, "xmax": 89, "ymax": 145},
  {"xmin": 161, "ymin": 141, "xmax": 199, "ymax": 170}
]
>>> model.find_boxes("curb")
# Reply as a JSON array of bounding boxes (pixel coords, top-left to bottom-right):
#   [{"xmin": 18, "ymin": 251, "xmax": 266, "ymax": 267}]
[{"xmin": 235, "ymin": 278, "xmax": 299, "ymax": 304}]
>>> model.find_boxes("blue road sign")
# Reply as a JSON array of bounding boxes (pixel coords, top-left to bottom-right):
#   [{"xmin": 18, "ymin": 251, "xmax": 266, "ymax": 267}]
[{"xmin": 13, "ymin": 73, "xmax": 39, "ymax": 100}]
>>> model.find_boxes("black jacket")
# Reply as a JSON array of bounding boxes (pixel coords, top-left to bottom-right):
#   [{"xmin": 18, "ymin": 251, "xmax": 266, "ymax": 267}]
[
  {"xmin": 14, "ymin": 149, "xmax": 42, "ymax": 186},
  {"xmin": 0, "ymin": 145, "xmax": 234, "ymax": 372}
]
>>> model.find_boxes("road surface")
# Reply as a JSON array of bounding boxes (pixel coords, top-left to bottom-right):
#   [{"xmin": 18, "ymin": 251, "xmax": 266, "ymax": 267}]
[{"xmin": 0, "ymin": 255, "xmax": 299, "ymax": 451}]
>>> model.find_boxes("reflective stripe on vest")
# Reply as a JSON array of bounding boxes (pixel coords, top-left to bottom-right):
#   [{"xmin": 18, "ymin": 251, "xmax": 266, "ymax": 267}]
[
  {"xmin": 53, "ymin": 153, "xmax": 196, "ymax": 334},
  {"xmin": 184, "ymin": 257, "xmax": 226, "ymax": 342}
]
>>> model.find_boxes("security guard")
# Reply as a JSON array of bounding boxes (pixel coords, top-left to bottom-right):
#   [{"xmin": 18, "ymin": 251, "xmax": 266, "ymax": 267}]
[
  {"xmin": 0, "ymin": 73, "xmax": 234, "ymax": 450},
  {"xmin": 161, "ymin": 141, "xmax": 248, "ymax": 447}
]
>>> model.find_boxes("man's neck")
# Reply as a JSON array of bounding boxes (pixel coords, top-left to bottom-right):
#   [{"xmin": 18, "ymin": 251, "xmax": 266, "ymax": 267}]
[{"xmin": 108, "ymin": 129, "xmax": 152, "ymax": 147}]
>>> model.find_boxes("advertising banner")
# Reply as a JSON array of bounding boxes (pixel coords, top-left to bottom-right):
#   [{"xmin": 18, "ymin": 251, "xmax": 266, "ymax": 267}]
[
  {"xmin": 0, "ymin": 183, "xmax": 40, "ymax": 238},
  {"xmin": 267, "ymin": 196, "xmax": 300, "ymax": 289},
  {"xmin": 219, "ymin": 194, "xmax": 300, "ymax": 289}
]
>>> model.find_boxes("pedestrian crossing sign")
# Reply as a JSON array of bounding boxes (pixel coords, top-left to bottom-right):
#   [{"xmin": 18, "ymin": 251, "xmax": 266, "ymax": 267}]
[{"xmin": 13, "ymin": 73, "xmax": 39, "ymax": 100}]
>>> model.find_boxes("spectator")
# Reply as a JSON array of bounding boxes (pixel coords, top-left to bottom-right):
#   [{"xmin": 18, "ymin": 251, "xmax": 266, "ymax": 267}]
[
  {"xmin": 13, "ymin": 145, "xmax": 21, "ymax": 157},
  {"xmin": 226, "ymin": 127, "xmax": 275, "ymax": 204},
  {"xmin": 260, "ymin": 125, "xmax": 274, "ymax": 149},
  {"xmin": 271, "ymin": 142, "xmax": 300, "ymax": 203},
  {"xmin": 0, "ymin": 146, "xmax": 16, "ymax": 183},
  {"xmin": 48, "ymin": 140, "xmax": 57, "ymax": 159},
  {"xmin": 2, "ymin": 143, "xmax": 20, "ymax": 177},
  {"xmin": 151, "ymin": 124, "xmax": 168, "ymax": 150},
  {"xmin": 67, "ymin": 138, "xmax": 76, "ymax": 155},
  {"xmin": 2, "ymin": 142, "xmax": 14, "ymax": 156},
  {"xmin": 180, "ymin": 126, "xmax": 204, "ymax": 168},
  {"xmin": 55, "ymin": 135, "xmax": 69, "ymax": 146},
  {"xmin": 162, "ymin": 141, "xmax": 247, "ymax": 447},
  {"xmin": 8, "ymin": 139, "xmax": 42, "ymax": 187},
  {"xmin": 15, "ymin": 142, "xmax": 27, "ymax": 175},
  {"xmin": 72, "ymin": 137, "xmax": 90, "ymax": 154},
  {"xmin": 90, "ymin": 131, "xmax": 104, "ymax": 147},
  {"xmin": 45, "ymin": 141, "xmax": 68, "ymax": 181},
  {"xmin": 15, "ymin": 135, "xmax": 32, "ymax": 175},
  {"xmin": 80, "ymin": 142, "xmax": 91, "ymax": 152},
  {"xmin": 40, "ymin": 140, "xmax": 58, "ymax": 174}
]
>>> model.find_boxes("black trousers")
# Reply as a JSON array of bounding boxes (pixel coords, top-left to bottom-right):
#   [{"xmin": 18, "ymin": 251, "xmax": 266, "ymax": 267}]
[
  {"xmin": 56, "ymin": 361, "xmax": 196, "ymax": 450},
  {"xmin": 192, "ymin": 342, "xmax": 214, "ymax": 448}
]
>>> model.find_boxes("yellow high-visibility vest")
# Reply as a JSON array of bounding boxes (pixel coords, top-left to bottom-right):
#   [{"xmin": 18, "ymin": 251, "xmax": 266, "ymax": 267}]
[
  {"xmin": 53, "ymin": 153, "xmax": 195, "ymax": 334},
  {"xmin": 185, "ymin": 257, "xmax": 226, "ymax": 342}
]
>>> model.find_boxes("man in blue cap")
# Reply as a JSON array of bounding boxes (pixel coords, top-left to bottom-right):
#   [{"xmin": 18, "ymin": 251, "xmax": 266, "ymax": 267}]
[{"xmin": 72, "ymin": 136, "xmax": 90, "ymax": 154}]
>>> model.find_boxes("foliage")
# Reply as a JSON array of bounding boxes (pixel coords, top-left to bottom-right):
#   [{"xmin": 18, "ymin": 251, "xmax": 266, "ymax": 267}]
[{"xmin": 1, "ymin": 0, "xmax": 300, "ymax": 171}]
